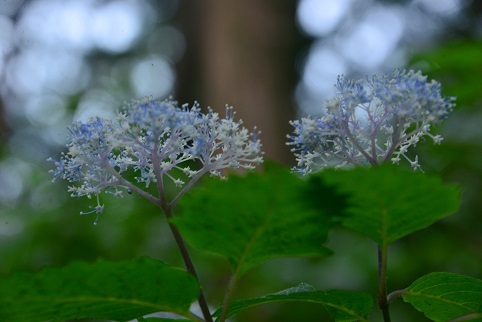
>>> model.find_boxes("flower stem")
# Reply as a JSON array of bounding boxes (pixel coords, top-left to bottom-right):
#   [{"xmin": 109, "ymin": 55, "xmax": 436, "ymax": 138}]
[
  {"xmin": 151, "ymin": 147, "xmax": 212, "ymax": 321},
  {"xmin": 163, "ymin": 207, "xmax": 213, "ymax": 322},
  {"xmin": 378, "ymin": 245, "xmax": 391, "ymax": 322},
  {"xmin": 218, "ymin": 273, "xmax": 238, "ymax": 322}
]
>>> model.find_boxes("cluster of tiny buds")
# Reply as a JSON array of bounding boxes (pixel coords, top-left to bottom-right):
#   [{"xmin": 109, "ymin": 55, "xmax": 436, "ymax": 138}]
[
  {"xmin": 287, "ymin": 69, "xmax": 455, "ymax": 174},
  {"xmin": 49, "ymin": 97, "xmax": 263, "ymax": 220}
]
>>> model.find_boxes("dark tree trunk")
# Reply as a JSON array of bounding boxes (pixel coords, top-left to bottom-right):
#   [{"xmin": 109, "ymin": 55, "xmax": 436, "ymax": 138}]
[{"xmin": 177, "ymin": 0, "xmax": 299, "ymax": 164}]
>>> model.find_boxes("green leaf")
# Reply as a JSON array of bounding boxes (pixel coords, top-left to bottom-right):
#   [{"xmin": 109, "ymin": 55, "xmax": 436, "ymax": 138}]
[
  {"xmin": 410, "ymin": 40, "xmax": 482, "ymax": 109},
  {"xmin": 402, "ymin": 272, "xmax": 482, "ymax": 321},
  {"xmin": 138, "ymin": 318, "xmax": 193, "ymax": 322},
  {"xmin": 173, "ymin": 163, "xmax": 335, "ymax": 276},
  {"xmin": 212, "ymin": 283, "xmax": 373, "ymax": 322},
  {"xmin": 320, "ymin": 165, "xmax": 460, "ymax": 246},
  {"xmin": 0, "ymin": 257, "xmax": 199, "ymax": 322}
]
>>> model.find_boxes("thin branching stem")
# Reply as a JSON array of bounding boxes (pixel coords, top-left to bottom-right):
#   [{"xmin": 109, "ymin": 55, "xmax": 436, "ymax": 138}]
[
  {"xmin": 169, "ymin": 166, "xmax": 211, "ymax": 207},
  {"xmin": 104, "ymin": 162, "xmax": 162, "ymax": 205},
  {"xmin": 342, "ymin": 121, "xmax": 377, "ymax": 165}
]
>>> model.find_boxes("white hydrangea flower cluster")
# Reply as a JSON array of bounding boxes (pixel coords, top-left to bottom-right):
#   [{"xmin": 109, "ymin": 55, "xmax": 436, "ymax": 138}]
[
  {"xmin": 287, "ymin": 70, "xmax": 454, "ymax": 174},
  {"xmin": 50, "ymin": 97, "xmax": 263, "ymax": 220}
]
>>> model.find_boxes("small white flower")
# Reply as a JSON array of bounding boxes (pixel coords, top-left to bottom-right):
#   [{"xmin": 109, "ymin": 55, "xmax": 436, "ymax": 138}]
[
  {"xmin": 410, "ymin": 156, "xmax": 421, "ymax": 171},
  {"xmin": 173, "ymin": 178, "xmax": 185, "ymax": 187},
  {"xmin": 391, "ymin": 156, "xmax": 401, "ymax": 165},
  {"xmin": 432, "ymin": 135, "xmax": 443, "ymax": 144}
]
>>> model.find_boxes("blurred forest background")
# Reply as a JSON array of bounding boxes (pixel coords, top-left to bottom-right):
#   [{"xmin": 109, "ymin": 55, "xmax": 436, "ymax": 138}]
[{"xmin": 0, "ymin": 0, "xmax": 481, "ymax": 321}]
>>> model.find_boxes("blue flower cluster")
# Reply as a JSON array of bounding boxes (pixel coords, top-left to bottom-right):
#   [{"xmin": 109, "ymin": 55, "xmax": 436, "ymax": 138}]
[
  {"xmin": 50, "ymin": 97, "xmax": 263, "ymax": 218},
  {"xmin": 287, "ymin": 70, "xmax": 454, "ymax": 173}
]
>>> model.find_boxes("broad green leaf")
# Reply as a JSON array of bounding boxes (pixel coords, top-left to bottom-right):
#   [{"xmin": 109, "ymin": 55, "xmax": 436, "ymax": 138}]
[
  {"xmin": 212, "ymin": 283, "xmax": 373, "ymax": 322},
  {"xmin": 320, "ymin": 165, "xmax": 460, "ymax": 246},
  {"xmin": 138, "ymin": 318, "xmax": 192, "ymax": 322},
  {"xmin": 173, "ymin": 163, "xmax": 336, "ymax": 276},
  {"xmin": 402, "ymin": 272, "xmax": 482, "ymax": 322},
  {"xmin": 0, "ymin": 257, "xmax": 199, "ymax": 322}
]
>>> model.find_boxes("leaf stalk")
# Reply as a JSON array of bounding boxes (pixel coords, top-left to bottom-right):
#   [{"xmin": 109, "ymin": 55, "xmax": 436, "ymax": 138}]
[{"xmin": 378, "ymin": 245, "xmax": 391, "ymax": 322}]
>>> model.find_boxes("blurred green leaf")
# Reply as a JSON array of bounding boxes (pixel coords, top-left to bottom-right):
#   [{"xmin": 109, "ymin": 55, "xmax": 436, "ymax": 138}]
[
  {"xmin": 138, "ymin": 318, "xmax": 192, "ymax": 322},
  {"xmin": 213, "ymin": 283, "xmax": 372, "ymax": 322},
  {"xmin": 402, "ymin": 272, "xmax": 482, "ymax": 321},
  {"xmin": 0, "ymin": 257, "xmax": 199, "ymax": 321},
  {"xmin": 410, "ymin": 40, "xmax": 482, "ymax": 108},
  {"xmin": 173, "ymin": 163, "xmax": 335, "ymax": 277},
  {"xmin": 320, "ymin": 165, "xmax": 460, "ymax": 247}
]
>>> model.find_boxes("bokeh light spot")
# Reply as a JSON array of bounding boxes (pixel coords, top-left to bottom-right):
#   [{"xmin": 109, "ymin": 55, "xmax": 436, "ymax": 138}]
[
  {"xmin": 74, "ymin": 90, "xmax": 118, "ymax": 122},
  {"xmin": 302, "ymin": 44, "xmax": 347, "ymax": 95},
  {"xmin": 297, "ymin": 0, "xmax": 352, "ymax": 37},
  {"xmin": 91, "ymin": 0, "xmax": 144, "ymax": 53},
  {"xmin": 130, "ymin": 56, "xmax": 175, "ymax": 98},
  {"xmin": 0, "ymin": 15, "xmax": 15, "ymax": 56},
  {"xmin": 337, "ymin": 6, "xmax": 404, "ymax": 69}
]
